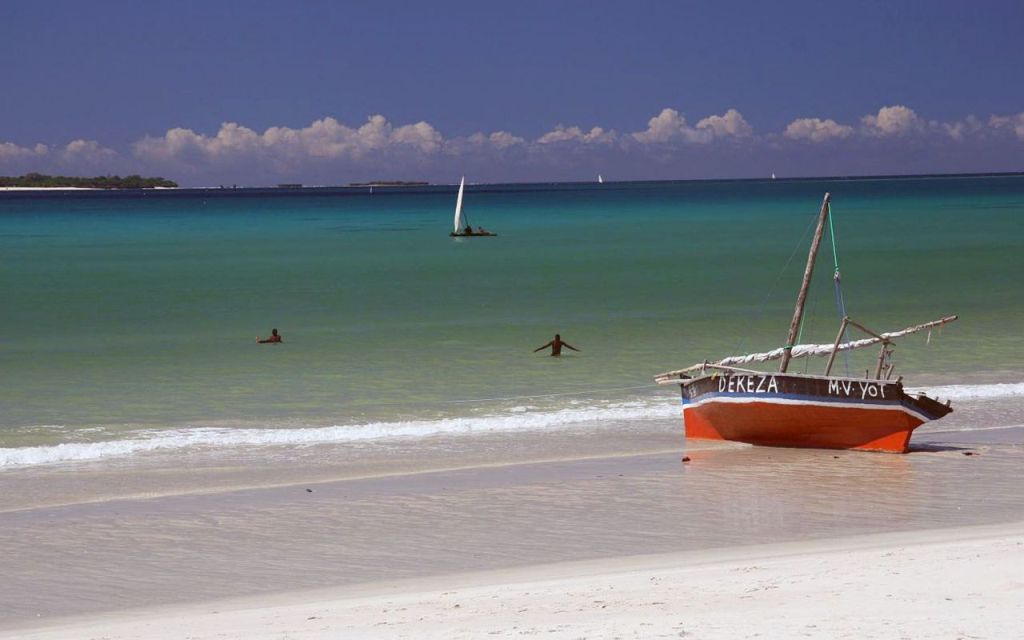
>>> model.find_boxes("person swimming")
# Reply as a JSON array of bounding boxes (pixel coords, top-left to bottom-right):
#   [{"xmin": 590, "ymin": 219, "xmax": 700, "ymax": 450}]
[
  {"xmin": 533, "ymin": 333, "xmax": 579, "ymax": 356},
  {"xmin": 256, "ymin": 328, "xmax": 282, "ymax": 344}
]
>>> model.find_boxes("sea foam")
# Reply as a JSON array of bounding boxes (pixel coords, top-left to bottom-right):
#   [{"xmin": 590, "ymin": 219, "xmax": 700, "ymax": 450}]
[
  {"xmin": 0, "ymin": 399, "xmax": 678, "ymax": 468},
  {"xmin": 907, "ymin": 382, "xmax": 1024, "ymax": 400},
  {"xmin": 3, "ymin": 382, "xmax": 1022, "ymax": 469}
]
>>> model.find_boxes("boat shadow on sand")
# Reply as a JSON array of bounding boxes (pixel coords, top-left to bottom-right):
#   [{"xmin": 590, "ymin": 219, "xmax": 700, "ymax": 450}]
[{"xmin": 905, "ymin": 442, "xmax": 975, "ymax": 453}]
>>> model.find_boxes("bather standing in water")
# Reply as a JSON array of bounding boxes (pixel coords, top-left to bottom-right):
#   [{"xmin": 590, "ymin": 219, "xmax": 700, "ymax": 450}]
[
  {"xmin": 256, "ymin": 328, "xmax": 282, "ymax": 344},
  {"xmin": 533, "ymin": 334, "xmax": 579, "ymax": 356}
]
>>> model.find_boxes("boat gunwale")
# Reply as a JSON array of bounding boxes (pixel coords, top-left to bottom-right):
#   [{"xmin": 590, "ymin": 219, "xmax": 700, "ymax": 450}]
[
  {"xmin": 680, "ymin": 391, "xmax": 945, "ymax": 422},
  {"xmin": 671, "ymin": 370, "xmax": 952, "ymax": 421},
  {"xmin": 658, "ymin": 370, "xmax": 911, "ymax": 387}
]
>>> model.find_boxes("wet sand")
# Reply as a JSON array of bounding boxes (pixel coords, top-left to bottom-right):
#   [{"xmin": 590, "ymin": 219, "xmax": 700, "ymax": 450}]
[{"xmin": 2, "ymin": 404, "xmax": 1024, "ymax": 637}]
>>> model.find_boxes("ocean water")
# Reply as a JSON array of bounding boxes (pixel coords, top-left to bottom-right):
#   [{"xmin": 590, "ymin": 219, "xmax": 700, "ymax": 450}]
[{"xmin": 2, "ymin": 176, "xmax": 1023, "ymax": 465}]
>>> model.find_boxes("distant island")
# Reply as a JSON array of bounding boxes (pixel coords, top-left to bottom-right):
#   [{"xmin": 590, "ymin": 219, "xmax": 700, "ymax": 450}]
[
  {"xmin": 348, "ymin": 180, "xmax": 429, "ymax": 187},
  {"xmin": 0, "ymin": 173, "xmax": 177, "ymax": 189}
]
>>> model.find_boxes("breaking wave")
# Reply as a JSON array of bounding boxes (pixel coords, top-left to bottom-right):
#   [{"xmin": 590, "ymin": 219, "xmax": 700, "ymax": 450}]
[
  {"xmin": 3, "ymin": 381, "xmax": 1021, "ymax": 469},
  {"xmin": 908, "ymin": 382, "xmax": 1024, "ymax": 400},
  {"xmin": 0, "ymin": 399, "xmax": 678, "ymax": 468}
]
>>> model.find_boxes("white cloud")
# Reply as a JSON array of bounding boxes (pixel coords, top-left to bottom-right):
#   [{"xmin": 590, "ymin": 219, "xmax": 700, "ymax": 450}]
[
  {"xmin": 536, "ymin": 125, "xmax": 616, "ymax": 145},
  {"xmin": 390, "ymin": 121, "xmax": 443, "ymax": 153},
  {"xmin": 785, "ymin": 109, "xmax": 1005, "ymax": 143},
  {"xmin": 632, "ymin": 107, "xmax": 751, "ymax": 144},
  {"xmin": 8, "ymin": 103, "xmax": 1022, "ymax": 186},
  {"xmin": 784, "ymin": 118, "xmax": 855, "ymax": 142},
  {"xmin": 134, "ymin": 115, "xmax": 448, "ymax": 165},
  {"xmin": 989, "ymin": 113, "xmax": 1024, "ymax": 140},
  {"xmin": 485, "ymin": 131, "xmax": 527, "ymax": 149},
  {"xmin": 861, "ymin": 105, "xmax": 924, "ymax": 137},
  {"xmin": 448, "ymin": 131, "xmax": 527, "ymax": 155},
  {"xmin": 133, "ymin": 126, "xmax": 218, "ymax": 161},
  {"xmin": 1, "ymin": 139, "xmax": 126, "ymax": 175},
  {"xmin": 131, "ymin": 115, "xmax": 538, "ymax": 181},
  {"xmin": 0, "ymin": 141, "xmax": 48, "ymax": 160},
  {"xmin": 696, "ymin": 109, "xmax": 753, "ymax": 138},
  {"xmin": 939, "ymin": 115, "xmax": 984, "ymax": 141},
  {"xmin": 61, "ymin": 139, "xmax": 119, "ymax": 164},
  {"xmin": 632, "ymin": 108, "xmax": 694, "ymax": 144}
]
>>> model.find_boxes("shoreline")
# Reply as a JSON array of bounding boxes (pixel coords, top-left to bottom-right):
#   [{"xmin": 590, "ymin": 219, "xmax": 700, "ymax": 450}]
[
  {"xmin": 3, "ymin": 171, "xmax": 1024, "ymax": 193},
  {"xmin": 3, "ymin": 377, "xmax": 1022, "ymax": 473},
  {"xmin": 2, "ymin": 385, "xmax": 1023, "ymax": 513},
  {"xmin": 0, "ymin": 186, "xmax": 176, "ymax": 191},
  {"xmin": 0, "ymin": 186, "xmax": 99, "ymax": 191},
  {"xmin": 2, "ymin": 386, "xmax": 1022, "ymax": 516},
  {"xmin": 2, "ymin": 423, "xmax": 1023, "ymax": 631},
  {"xmin": 5, "ymin": 522, "xmax": 1021, "ymax": 639}
]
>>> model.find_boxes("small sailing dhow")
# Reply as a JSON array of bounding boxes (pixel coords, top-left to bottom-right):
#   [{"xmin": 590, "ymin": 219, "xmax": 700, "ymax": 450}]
[
  {"xmin": 450, "ymin": 177, "xmax": 496, "ymax": 237},
  {"xmin": 655, "ymin": 193, "xmax": 957, "ymax": 453}
]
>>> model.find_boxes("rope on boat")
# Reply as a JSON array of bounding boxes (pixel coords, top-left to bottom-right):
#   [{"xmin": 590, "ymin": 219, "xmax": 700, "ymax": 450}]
[{"xmin": 828, "ymin": 202, "xmax": 852, "ymax": 376}]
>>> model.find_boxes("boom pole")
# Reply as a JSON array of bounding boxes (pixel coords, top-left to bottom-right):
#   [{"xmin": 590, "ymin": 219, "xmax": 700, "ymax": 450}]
[{"xmin": 654, "ymin": 314, "xmax": 958, "ymax": 383}]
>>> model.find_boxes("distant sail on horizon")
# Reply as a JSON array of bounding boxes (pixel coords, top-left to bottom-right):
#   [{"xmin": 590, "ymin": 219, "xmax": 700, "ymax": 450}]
[
  {"xmin": 449, "ymin": 177, "xmax": 497, "ymax": 237},
  {"xmin": 598, "ymin": 174, "xmax": 604, "ymax": 183},
  {"xmin": 453, "ymin": 176, "xmax": 465, "ymax": 233}
]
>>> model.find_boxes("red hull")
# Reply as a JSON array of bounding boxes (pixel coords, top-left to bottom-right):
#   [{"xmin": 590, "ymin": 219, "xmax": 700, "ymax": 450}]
[{"xmin": 683, "ymin": 400, "xmax": 923, "ymax": 453}]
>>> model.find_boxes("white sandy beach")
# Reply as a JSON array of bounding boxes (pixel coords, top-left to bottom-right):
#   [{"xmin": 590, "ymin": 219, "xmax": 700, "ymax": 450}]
[
  {"xmin": 2, "ymin": 402, "xmax": 1023, "ymax": 639},
  {"xmin": 6, "ymin": 523, "xmax": 1021, "ymax": 640},
  {"xmin": 0, "ymin": 186, "xmax": 177, "ymax": 191},
  {"xmin": 0, "ymin": 186, "xmax": 98, "ymax": 191}
]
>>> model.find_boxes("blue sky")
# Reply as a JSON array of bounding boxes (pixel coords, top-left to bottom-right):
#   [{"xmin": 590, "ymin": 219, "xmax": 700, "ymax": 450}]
[{"xmin": 1, "ymin": 0, "xmax": 1022, "ymax": 185}]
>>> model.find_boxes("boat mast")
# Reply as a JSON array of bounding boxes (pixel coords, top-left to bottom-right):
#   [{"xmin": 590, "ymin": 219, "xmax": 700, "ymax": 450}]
[{"xmin": 779, "ymin": 192, "xmax": 831, "ymax": 373}]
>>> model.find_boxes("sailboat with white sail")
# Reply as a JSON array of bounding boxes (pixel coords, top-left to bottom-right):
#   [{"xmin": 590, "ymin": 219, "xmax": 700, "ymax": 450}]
[{"xmin": 450, "ymin": 177, "xmax": 496, "ymax": 237}]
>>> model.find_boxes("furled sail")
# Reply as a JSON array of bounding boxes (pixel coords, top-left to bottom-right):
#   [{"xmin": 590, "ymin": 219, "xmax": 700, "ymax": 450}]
[
  {"xmin": 453, "ymin": 176, "xmax": 466, "ymax": 233},
  {"xmin": 656, "ymin": 315, "xmax": 957, "ymax": 382}
]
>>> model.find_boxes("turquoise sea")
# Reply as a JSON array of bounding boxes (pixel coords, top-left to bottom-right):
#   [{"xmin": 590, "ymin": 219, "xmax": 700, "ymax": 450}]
[{"xmin": 2, "ymin": 176, "xmax": 1023, "ymax": 464}]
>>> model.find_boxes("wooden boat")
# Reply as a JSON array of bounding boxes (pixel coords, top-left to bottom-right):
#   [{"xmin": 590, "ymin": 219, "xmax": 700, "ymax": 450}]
[
  {"xmin": 655, "ymin": 193, "xmax": 956, "ymax": 453},
  {"xmin": 450, "ymin": 177, "xmax": 497, "ymax": 237}
]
